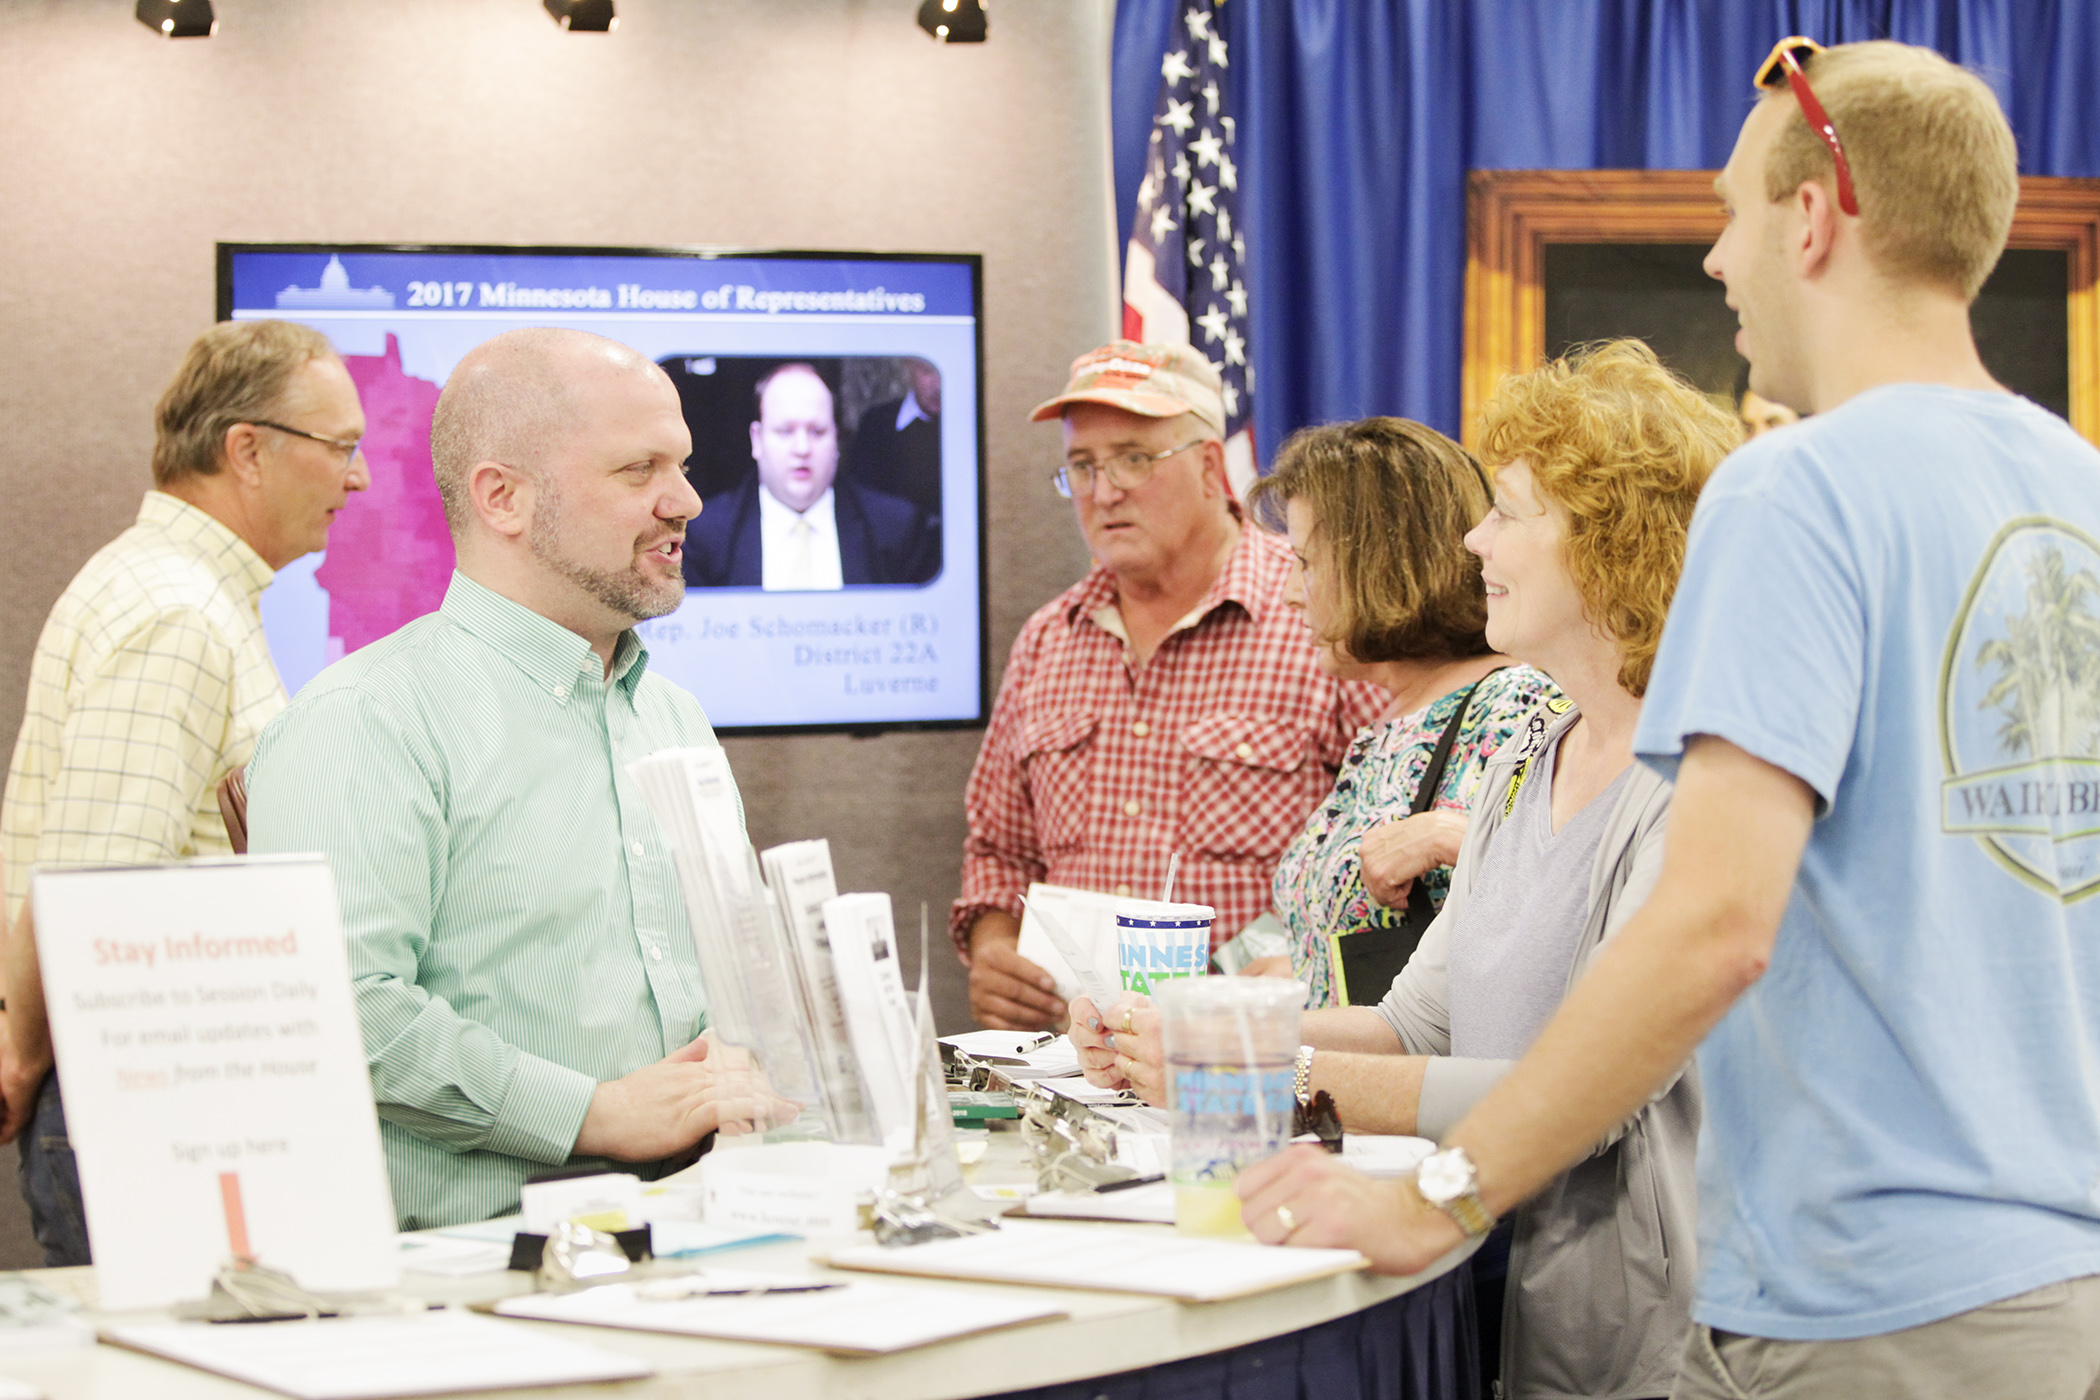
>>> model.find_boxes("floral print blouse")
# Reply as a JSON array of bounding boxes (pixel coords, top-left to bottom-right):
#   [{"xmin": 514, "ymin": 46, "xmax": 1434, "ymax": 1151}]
[{"xmin": 1272, "ymin": 664, "xmax": 1558, "ymax": 1008}]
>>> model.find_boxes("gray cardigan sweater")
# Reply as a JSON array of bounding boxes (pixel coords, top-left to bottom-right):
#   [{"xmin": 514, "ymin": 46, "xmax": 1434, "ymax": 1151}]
[{"xmin": 1375, "ymin": 702, "xmax": 1699, "ymax": 1400}]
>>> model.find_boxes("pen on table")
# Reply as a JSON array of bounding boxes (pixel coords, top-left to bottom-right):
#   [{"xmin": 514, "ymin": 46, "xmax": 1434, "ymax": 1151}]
[{"xmin": 1096, "ymin": 1173, "xmax": 1165, "ymax": 1194}]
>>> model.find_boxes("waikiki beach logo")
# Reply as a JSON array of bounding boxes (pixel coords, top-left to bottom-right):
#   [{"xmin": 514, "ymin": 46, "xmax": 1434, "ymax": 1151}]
[{"xmin": 1939, "ymin": 518, "xmax": 2100, "ymax": 902}]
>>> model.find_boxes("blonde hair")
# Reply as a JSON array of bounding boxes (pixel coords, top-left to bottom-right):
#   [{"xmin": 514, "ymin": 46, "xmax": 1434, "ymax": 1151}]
[
  {"xmin": 151, "ymin": 320, "xmax": 339, "ymax": 487},
  {"xmin": 1761, "ymin": 40, "xmax": 2017, "ymax": 300},
  {"xmin": 1248, "ymin": 418, "xmax": 1494, "ymax": 664},
  {"xmin": 1475, "ymin": 340, "xmax": 1738, "ymax": 696}
]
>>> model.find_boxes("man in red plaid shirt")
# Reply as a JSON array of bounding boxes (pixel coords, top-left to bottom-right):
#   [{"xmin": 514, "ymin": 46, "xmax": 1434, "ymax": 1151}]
[{"xmin": 954, "ymin": 342, "xmax": 1384, "ymax": 1029}]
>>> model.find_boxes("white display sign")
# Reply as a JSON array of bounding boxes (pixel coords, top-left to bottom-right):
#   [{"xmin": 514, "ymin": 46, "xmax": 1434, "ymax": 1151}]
[{"xmin": 34, "ymin": 857, "xmax": 398, "ymax": 1310}]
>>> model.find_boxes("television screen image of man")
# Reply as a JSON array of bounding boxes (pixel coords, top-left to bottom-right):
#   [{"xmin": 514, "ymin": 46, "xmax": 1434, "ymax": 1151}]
[{"xmin": 683, "ymin": 361, "xmax": 938, "ymax": 590}]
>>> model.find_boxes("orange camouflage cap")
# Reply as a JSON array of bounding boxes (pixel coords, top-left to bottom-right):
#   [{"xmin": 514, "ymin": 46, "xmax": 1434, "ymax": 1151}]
[{"xmin": 1028, "ymin": 340, "xmax": 1226, "ymax": 436}]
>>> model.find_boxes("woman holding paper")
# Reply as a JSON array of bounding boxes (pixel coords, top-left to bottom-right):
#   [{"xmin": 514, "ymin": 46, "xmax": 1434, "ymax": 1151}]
[{"xmin": 1073, "ymin": 341, "xmax": 1739, "ymax": 1400}]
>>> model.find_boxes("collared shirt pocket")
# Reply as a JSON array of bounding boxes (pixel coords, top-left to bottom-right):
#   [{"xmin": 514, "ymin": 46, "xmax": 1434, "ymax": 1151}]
[
  {"xmin": 1178, "ymin": 715, "xmax": 1319, "ymax": 860},
  {"xmin": 1019, "ymin": 711, "xmax": 1098, "ymax": 856}
]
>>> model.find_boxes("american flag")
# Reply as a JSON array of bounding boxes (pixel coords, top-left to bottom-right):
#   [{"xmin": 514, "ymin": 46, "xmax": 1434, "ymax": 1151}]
[{"xmin": 1124, "ymin": 0, "xmax": 1257, "ymax": 497}]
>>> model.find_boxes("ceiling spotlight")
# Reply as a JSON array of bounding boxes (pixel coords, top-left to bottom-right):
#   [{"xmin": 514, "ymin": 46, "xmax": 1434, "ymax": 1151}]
[
  {"xmin": 544, "ymin": 0, "xmax": 616, "ymax": 32},
  {"xmin": 916, "ymin": 0, "xmax": 987, "ymax": 43},
  {"xmin": 135, "ymin": 0, "xmax": 215, "ymax": 38}
]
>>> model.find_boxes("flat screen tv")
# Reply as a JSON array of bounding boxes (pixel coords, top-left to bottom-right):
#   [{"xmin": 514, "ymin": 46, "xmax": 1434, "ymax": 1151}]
[{"xmin": 218, "ymin": 244, "xmax": 986, "ymax": 735}]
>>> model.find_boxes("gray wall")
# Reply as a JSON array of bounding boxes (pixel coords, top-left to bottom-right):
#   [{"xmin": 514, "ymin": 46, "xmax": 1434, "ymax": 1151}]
[{"xmin": 0, "ymin": 0, "xmax": 1115, "ymax": 1263}]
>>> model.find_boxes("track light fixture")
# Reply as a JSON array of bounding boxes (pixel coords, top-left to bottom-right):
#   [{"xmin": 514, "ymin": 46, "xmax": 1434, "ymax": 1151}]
[
  {"xmin": 544, "ymin": 0, "xmax": 616, "ymax": 32},
  {"xmin": 916, "ymin": 0, "xmax": 987, "ymax": 43},
  {"xmin": 135, "ymin": 0, "xmax": 215, "ymax": 38}
]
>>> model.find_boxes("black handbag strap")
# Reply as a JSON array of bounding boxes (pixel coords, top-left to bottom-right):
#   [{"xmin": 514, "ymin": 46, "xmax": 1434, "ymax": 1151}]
[
  {"xmin": 1332, "ymin": 675, "xmax": 1498, "ymax": 1007},
  {"xmin": 1399, "ymin": 677, "xmax": 1488, "ymax": 927},
  {"xmin": 1407, "ymin": 678, "xmax": 1487, "ymax": 817}
]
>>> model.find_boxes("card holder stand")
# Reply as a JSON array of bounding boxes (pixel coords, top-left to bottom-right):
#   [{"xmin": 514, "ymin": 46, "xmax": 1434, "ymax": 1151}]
[{"xmin": 507, "ymin": 1224, "xmax": 653, "ymax": 1273}]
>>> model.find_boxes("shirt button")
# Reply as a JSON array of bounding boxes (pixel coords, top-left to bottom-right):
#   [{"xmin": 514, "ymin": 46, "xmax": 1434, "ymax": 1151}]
[
  {"xmin": 1115, "ymin": 884, "xmax": 1132, "ymax": 897},
  {"xmin": 630, "ymin": 840, "xmax": 645, "ymax": 858},
  {"xmin": 649, "ymin": 946, "xmax": 664, "ymax": 962},
  {"xmin": 553, "ymin": 687, "xmax": 569, "ymax": 702},
  {"xmin": 1235, "ymin": 742, "xmax": 1254, "ymax": 760},
  {"xmin": 1123, "ymin": 798, "xmax": 1142, "ymax": 816},
  {"xmin": 1131, "ymin": 720, "xmax": 1151, "ymax": 737}
]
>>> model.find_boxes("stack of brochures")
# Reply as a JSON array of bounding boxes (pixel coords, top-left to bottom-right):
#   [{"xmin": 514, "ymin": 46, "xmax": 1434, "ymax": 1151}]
[
  {"xmin": 820, "ymin": 893, "xmax": 973, "ymax": 1208},
  {"xmin": 758, "ymin": 841, "xmax": 879, "ymax": 1145},
  {"xmin": 628, "ymin": 749, "xmax": 829, "ymax": 1122},
  {"xmin": 630, "ymin": 749, "xmax": 954, "ymax": 1173}
]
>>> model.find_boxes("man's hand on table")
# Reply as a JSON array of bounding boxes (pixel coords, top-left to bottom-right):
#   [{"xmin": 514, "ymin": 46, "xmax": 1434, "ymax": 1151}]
[
  {"xmin": 966, "ymin": 912, "xmax": 1066, "ymax": 1031},
  {"xmin": 575, "ymin": 1032, "xmax": 799, "ymax": 1162},
  {"xmin": 1236, "ymin": 1144, "xmax": 1467, "ymax": 1275},
  {"xmin": 1069, "ymin": 994, "xmax": 1167, "ymax": 1105}
]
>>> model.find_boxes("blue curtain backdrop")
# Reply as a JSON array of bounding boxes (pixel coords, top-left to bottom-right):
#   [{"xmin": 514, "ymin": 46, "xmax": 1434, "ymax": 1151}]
[{"xmin": 1111, "ymin": 1, "xmax": 2100, "ymax": 464}]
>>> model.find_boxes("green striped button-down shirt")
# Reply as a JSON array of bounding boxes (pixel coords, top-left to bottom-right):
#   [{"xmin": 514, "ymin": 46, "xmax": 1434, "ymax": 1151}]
[{"xmin": 247, "ymin": 573, "xmax": 719, "ymax": 1230}]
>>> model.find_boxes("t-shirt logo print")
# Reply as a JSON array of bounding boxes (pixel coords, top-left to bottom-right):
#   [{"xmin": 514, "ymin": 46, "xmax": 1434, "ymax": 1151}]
[{"xmin": 1939, "ymin": 516, "xmax": 2100, "ymax": 902}]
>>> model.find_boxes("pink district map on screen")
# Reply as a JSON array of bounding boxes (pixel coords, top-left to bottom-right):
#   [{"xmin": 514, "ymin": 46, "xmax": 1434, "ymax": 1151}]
[{"xmin": 314, "ymin": 334, "xmax": 452, "ymax": 656}]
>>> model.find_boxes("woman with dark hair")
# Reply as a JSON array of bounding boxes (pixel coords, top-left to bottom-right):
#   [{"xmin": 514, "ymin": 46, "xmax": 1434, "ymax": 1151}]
[{"xmin": 1243, "ymin": 419, "xmax": 1553, "ymax": 1007}]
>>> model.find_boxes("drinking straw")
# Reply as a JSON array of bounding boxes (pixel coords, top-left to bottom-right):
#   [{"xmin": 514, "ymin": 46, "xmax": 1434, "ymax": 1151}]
[
  {"xmin": 1161, "ymin": 850, "xmax": 1181, "ymax": 904},
  {"xmin": 1233, "ymin": 993, "xmax": 1271, "ymax": 1145}
]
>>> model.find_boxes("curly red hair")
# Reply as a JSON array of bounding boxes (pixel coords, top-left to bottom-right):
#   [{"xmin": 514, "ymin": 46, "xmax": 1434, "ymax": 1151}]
[{"xmin": 1475, "ymin": 340, "xmax": 1739, "ymax": 696}]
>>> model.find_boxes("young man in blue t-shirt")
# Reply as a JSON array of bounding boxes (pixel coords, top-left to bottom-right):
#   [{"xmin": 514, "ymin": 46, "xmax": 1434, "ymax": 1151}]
[{"xmin": 1237, "ymin": 38, "xmax": 2100, "ymax": 1397}]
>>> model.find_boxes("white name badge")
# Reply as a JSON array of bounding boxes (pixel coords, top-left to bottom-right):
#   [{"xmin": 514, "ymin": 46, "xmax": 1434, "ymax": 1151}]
[{"xmin": 33, "ymin": 857, "xmax": 398, "ymax": 1310}]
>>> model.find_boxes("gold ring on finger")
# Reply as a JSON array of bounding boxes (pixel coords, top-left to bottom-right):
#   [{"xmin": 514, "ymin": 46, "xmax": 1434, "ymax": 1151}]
[{"xmin": 1274, "ymin": 1204, "xmax": 1297, "ymax": 1236}]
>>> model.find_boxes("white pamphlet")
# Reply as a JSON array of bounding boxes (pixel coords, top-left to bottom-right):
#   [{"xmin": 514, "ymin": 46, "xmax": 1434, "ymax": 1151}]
[
  {"xmin": 821, "ymin": 893, "xmax": 920, "ymax": 1151},
  {"xmin": 33, "ymin": 859, "xmax": 398, "ymax": 1310},
  {"xmin": 759, "ymin": 840, "xmax": 878, "ymax": 1144},
  {"xmin": 105, "ymin": 1311, "xmax": 650, "ymax": 1398},
  {"xmin": 1016, "ymin": 883, "xmax": 1121, "ymax": 1007}
]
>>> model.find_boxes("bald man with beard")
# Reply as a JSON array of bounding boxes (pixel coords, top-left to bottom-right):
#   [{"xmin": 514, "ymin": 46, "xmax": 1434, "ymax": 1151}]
[{"xmin": 247, "ymin": 329, "xmax": 795, "ymax": 1230}]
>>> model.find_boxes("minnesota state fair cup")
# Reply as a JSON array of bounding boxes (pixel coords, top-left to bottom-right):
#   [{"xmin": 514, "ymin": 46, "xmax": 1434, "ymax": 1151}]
[
  {"xmin": 1114, "ymin": 899, "xmax": 1214, "ymax": 995},
  {"xmin": 1158, "ymin": 977, "xmax": 1304, "ymax": 1238}
]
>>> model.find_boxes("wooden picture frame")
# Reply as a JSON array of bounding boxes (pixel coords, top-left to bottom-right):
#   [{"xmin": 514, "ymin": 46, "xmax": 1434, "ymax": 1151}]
[{"xmin": 1462, "ymin": 168, "xmax": 2100, "ymax": 446}]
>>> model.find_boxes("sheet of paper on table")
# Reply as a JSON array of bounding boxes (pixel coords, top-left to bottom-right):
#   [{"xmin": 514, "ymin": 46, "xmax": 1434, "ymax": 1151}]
[
  {"xmin": 1020, "ymin": 1181, "xmax": 1176, "ymax": 1225},
  {"xmin": 827, "ymin": 1221, "xmax": 1368, "ymax": 1302},
  {"xmin": 0, "ymin": 1378, "xmax": 37, "ymax": 1400},
  {"xmin": 992, "ymin": 1040, "xmax": 1083, "ymax": 1080},
  {"xmin": 940, "ymin": 1029, "xmax": 1055, "ymax": 1060},
  {"xmin": 1038, "ymin": 1078, "xmax": 1132, "ymax": 1103},
  {"xmin": 495, "ymin": 1276, "xmax": 1065, "ymax": 1355},
  {"xmin": 404, "ymin": 1220, "xmax": 797, "ymax": 1276},
  {"xmin": 395, "ymin": 1234, "xmax": 512, "ymax": 1278},
  {"xmin": 103, "ymin": 1311, "xmax": 651, "ymax": 1399},
  {"xmin": 32, "ymin": 859, "xmax": 399, "ymax": 1311}
]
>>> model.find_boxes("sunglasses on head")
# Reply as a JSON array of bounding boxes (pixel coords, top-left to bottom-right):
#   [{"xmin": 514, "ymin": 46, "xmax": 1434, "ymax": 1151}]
[{"xmin": 1753, "ymin": 36, "xmax": 1861, "ymax": 217}]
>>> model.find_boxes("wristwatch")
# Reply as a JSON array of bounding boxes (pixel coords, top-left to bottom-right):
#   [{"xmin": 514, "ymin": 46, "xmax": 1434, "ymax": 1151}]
[{"xmin": 1415, "ymin": 1146, "xmax": 1496, "ymax": 1237}]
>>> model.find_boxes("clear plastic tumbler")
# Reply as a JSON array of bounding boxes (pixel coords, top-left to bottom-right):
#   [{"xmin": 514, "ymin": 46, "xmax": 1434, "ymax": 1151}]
[{"xmin": 1158, "ymin": 976, "xmax": 1305, "ymax": 1237}]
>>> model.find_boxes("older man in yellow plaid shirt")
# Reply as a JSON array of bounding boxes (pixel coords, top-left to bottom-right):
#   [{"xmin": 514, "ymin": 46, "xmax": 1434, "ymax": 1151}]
[{"xmin": 0, "ymin": 319, "xmax": 369, "ymax": 1263}]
